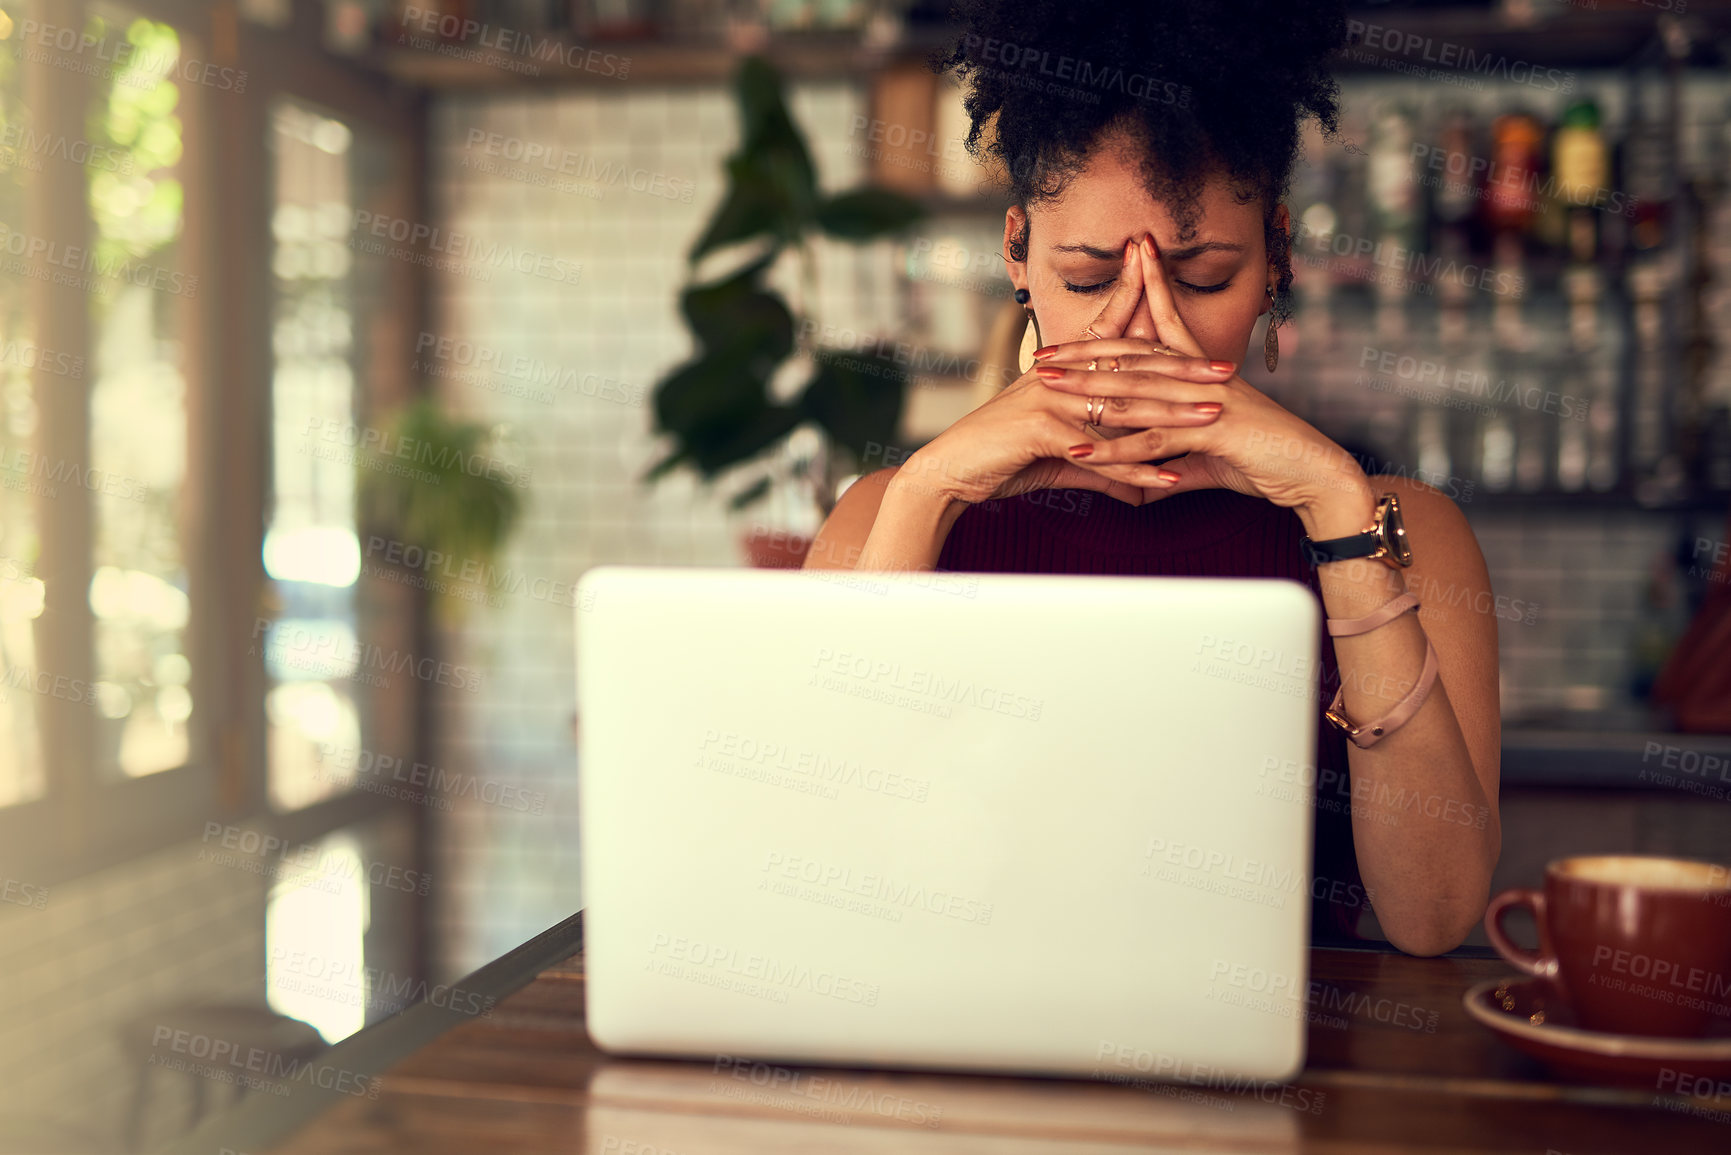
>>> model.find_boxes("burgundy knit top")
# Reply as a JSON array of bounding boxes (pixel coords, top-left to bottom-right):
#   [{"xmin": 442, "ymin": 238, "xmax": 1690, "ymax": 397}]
[{"xmin": 935, "ymin": 485, "xmax": 1364, "ymax": 944}]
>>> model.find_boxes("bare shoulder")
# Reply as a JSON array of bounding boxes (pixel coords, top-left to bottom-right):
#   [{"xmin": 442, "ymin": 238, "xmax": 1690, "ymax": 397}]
[
  {"xmin": 1367, "ymin": 473, "xmax": 1501, "ymax": 786},
  {"xmin": 1365, "ymin": 474, "xmax": 1498, "ymax": 629},
  {"xmin": 803, "ymin": 466, "xmax": 900, "ymax": 570},
  {"xmin": 1367, "ymin": 473, "xmax": 1479, "ymax": 562}
]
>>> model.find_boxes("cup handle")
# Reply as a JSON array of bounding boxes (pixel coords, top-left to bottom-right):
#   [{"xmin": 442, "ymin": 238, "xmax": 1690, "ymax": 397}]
[{"xmin": 1483, "ymin": 887, "xmax": 1558, "ymax": 978}]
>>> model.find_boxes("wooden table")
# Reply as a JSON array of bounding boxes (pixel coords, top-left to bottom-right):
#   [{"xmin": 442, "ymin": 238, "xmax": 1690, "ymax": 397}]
[{"xmin": 160, "ymin": 912, "xmax": 1731, "ymax": 1154}]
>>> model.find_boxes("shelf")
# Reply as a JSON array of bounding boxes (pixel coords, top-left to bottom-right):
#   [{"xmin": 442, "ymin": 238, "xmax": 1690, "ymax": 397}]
[
  {"xmin": 915, "ymin": 191, "xmax": 1003, "ymax": 217},
  {"xmin": 347, "ymin": 7, "xmax": 1731, "ymax": 92},
  {"xmin": 1333, "ymin": 6, "xmax": 1731, "ymax": 75},
  {"xmin": 1455, "ymin": 488, "xmax": 1731, "ymax": 515},
  {"xmin": 1501, "ymin": 726, "xmax": 1731, "ymax": 793},
  {"xmin": 358, "ymin": 26, "xmax": 956, "ymax": 90}
]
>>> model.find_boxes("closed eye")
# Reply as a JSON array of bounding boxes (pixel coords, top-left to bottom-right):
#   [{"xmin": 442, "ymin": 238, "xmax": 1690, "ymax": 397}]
[{"xmin": 1063, "ymin": 276, "xmax": 1233, "ymax": 295}]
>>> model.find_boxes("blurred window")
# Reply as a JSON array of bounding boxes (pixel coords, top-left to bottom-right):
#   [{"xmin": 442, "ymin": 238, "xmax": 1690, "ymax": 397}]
[
  {"xmin": 0, "ymin": 2, "xmax": 423, "ymax": 922},
  {"xmin": 0, "ymin": 11, "xmax": 43, "ymax": 808},
  {"xmin": 0, "ymin": 0, "xmax": 216, "ymax": 865},
  {"xmin": 263, "ymin": 98, "xmax": 405, "ymax": 813},
  {"xmin": 85, "ymin": 5, "xmax": 191, "ymax": 780},
  {"xmin": 262, "ymin": 100, "xmax": 365, "ymax": 811}
]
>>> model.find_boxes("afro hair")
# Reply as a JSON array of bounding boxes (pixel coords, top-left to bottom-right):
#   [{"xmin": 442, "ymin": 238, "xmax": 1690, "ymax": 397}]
[{"xmin": 936, "ymin": 0, "xmax": 1349, "ymax": 317}]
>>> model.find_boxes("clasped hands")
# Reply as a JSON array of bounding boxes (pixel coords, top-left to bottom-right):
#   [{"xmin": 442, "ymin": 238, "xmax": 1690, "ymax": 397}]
[{"xmin": 1026, "ymin": 233, "xmax": 1365, "ymax": 515}]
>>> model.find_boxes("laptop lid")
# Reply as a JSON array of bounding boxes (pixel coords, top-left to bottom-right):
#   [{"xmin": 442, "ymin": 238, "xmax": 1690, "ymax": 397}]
[{"xmin": 576, "ymin": 566, "xmax": 1320, "ymax": 1083}]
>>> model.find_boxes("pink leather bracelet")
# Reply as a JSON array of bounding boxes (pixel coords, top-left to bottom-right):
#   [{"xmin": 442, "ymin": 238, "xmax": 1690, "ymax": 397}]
[
  {"xmin": 1325, "ymin": 639, "xmax": 1438, "ymax": 748},
  {"xmin": 1326, "ymin": 591, "xmax": 1419, "ymax": 637},
  {"xmin": 1323, "ymin": 592, "xmax": 1436, "ymax": 748}
]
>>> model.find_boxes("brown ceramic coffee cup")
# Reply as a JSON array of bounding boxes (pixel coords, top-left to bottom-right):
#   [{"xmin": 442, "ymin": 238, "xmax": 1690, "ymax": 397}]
[{"xmin": 1483, "ymin": 855, "xmax": 1731, "ymax": 1038}]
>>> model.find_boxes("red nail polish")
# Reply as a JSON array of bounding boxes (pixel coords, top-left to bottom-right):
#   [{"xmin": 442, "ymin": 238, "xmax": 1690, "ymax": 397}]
[
  {"xmin": 1068, "ymin": 443, "xmax": 1093, "ymax": 458},
  {"xmin": 1035, "ymin": 366, "xmax": 1065, "ymax": 379},
  {"xmin": 1157, "ymin": 469, "xmax": 1181, "ymax": 483},
  {"xmin": 1209, "ymin": 361, "xmax": 1236, "ymax": 374},
  {"xmin": 1194, "ymin": 402, "xmax": 1222, "ymax": 414},
  {"xmin": 1033, "ymin": 345, "xmax": 1059, "ymax": 359}
]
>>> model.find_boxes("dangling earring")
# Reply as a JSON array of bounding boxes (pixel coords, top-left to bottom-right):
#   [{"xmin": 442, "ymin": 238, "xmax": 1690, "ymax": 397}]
[
  {"xmin": 1263, "ymin": 284, "xmax": 1280, "ymax": 373},
  {"xmin": 1015, "ymin": 288, "xmax": 1043, "ymax": 373}
]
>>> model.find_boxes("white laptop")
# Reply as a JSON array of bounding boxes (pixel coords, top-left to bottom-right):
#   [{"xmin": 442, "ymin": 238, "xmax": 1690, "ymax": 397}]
[{"xmin": 575, "ymin": 565, "xmax": 1320, "ymax": 1083}]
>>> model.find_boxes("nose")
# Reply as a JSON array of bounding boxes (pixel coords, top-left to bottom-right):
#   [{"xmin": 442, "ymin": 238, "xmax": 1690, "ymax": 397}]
[{"xmin": 1124, "ymin": 287, "xmax": 1159, "ymax": 343}]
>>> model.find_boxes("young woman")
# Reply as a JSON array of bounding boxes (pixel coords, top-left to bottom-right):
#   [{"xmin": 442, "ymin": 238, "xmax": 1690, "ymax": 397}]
[{"xmin": 804, "ymin": 0, "xmax": 1500, "ymax": 956}]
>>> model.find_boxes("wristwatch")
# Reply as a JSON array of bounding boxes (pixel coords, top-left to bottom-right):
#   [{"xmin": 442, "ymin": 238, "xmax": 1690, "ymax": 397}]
[{"xmin": 1301, "ymin": 493, "xmax": 1412, "ymax": 568}]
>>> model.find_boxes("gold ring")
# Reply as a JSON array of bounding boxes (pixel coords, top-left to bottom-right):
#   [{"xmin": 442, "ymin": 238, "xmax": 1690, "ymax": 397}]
[
  {"xmin": 1087, "ymin": 397, "xmax": 1104, "ymax": 424},
  {"xmin": 1083, "ymin": 325, "xmax": 1103, "ymax": 340},
  {"xmin": 1087, "ymin": 358, "xmax": 1098, "ymax": 371},
  {"xmin": 1109, "ymin": 356, "xmax": 1121, "ymax": 371}
]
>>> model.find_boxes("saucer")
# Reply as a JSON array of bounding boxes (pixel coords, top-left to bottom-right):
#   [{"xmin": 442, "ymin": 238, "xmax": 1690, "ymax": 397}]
[{"xmin": 1463, "ymin": 976, "xmax": 1731, "ymax": 1088}]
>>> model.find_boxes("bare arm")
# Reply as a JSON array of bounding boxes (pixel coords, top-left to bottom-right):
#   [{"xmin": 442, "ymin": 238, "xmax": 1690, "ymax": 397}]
[
  {"xmin": 1041, "ymin": 231, "xmax": 1501, "ymax": 956},
  {"xmin": 803, "ymin": 466, "xmax": 967, "ymax": 574},
  {"xmin": 1300, "ymin": 474, "xmax": 1502, "ymax": 956}
]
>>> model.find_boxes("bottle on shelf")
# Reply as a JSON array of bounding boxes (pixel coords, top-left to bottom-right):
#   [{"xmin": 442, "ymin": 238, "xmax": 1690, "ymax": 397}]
[
  {"xmin": 1620, "ymin": 79, "xmax": 1682, "ymax": 500},
  {"xmin": 1365, "ymin": 102, "xmax": 1419, "ymax": 341},
  {"xmin": 387, "ymin": 0, "xmax": 481, "ymax": 44},
  {"xmin": 1330, "ymin": 104, "xmax": 1373, "ymax": 292},
  {"xmin": 1289, "ymin": 122, "xmax": 1349, "ymax": 358},
  {"xmin": 1693, "ymin": 97, "xmax": 1731, "ymax": 493},
  {"xmin": 1287, "ymin": 120, "xmax": 1335, "ymax": 353},
  {"xmin": 1552, "ymin": 99, "xmax": 1610, "ymax": 354},
  {"xmin": 1485, "ymin": 111, "xmax": 1543, "ymax": 353},
  {"xmin": 324, "ymin": 0, "xmax": 382, "ymax": 53},
  {"xmin": 1428, "ymin": 106, "xmax": 1480, "ymax": 347},
  {"xmin": 572, "ymin": 0, "xmax": 659, "ymax": 39}
]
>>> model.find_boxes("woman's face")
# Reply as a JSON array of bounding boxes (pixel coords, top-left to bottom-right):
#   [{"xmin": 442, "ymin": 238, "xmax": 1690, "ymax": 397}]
[{"xmin": 1004, "ymin": 132, "xmax": 1275, "ymax": 368}]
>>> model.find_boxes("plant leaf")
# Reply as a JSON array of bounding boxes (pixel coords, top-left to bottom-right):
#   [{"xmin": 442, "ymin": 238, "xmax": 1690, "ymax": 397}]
[
  {"xmin": 799, "ymin": 349, "xmax": 905, "ymax": 462},
  {"xmin": 641, "ymin": 448, "xmax": 689, "ymax": 485},
  {"xmin": 688, "ymin": 156, "xmax": 788, "ymax": 263},
  {"xmin": 735, "ymin": 56, "xmax": 816, "ymax": 195},
  {"xmin": 653, "ymin": 352, "xmax": 769, "ymax": 435},
  {"xmin": 816, "ymin": 187, "xmax": 925, "ymax": 241},
  {"xmin": 687, "ymin": 404, "xmax": 805, "ymax": 477},
  {"xmin": 727, "ymin": 474, "xmax": 775, "ymax": 510},
  {"xmin": 354, "ymin": 397, "xmax": 524, "ymax": 572},
  {"xmin": 689, "ymin": 58, "xmax": 821, "ymax": 262},
  {"xmin": 679, "ymin": 257, "xmax": 793, "ymax": 365}
]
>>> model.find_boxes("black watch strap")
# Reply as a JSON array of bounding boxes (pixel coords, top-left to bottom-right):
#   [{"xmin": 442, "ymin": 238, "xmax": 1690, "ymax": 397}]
[{"xmin": 1302, "ymin": 532, "xmax": 1382, "ymax": 567}]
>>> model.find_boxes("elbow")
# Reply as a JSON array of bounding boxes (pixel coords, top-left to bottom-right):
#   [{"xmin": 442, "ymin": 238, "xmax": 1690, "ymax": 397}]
[
  {"xmin": 1383, "ymin": 921, "xmax": 1472, "ymax": 959},
  {"xmin": 1374, "ymin": 820, "xmax": 1502, "ymax": 958},
  {"xmin": 1379, "ymin": 884, "xmax": 1493, "ymax": 958}
]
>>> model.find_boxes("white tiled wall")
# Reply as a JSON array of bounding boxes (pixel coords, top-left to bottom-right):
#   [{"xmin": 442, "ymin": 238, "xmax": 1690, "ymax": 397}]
[
  {"xmin": 424, "ymin": 81, "xmax": 899, "ymax": 975},
  {"xmin": 0, "ymin": 840, "xmax": 265, "ymax": 1150},
  {"xmin": 1468, "ymin": 508, "xmax": 1706, "ymax": 723}
]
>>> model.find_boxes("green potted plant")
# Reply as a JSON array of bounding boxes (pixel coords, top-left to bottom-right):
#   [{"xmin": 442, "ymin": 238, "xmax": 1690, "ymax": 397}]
[
  {"xmin": 647, "ymin": 55, "xmax": 924, "ymax": 562},
  {"xmin": 356, "ymin": 397, "xmax": 524, "ymax": 621}
]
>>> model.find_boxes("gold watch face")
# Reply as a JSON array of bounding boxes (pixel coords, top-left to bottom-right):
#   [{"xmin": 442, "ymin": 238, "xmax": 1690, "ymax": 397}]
[{"xmin": 1380, "ymin": 494, "xmax": 1413, "ymax": 567}]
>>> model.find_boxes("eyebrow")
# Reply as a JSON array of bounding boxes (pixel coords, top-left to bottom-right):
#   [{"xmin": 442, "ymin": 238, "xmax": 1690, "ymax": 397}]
[{"xmin": 1049, "ymin": 240, "xmax": 1247, "ymax": 261}]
